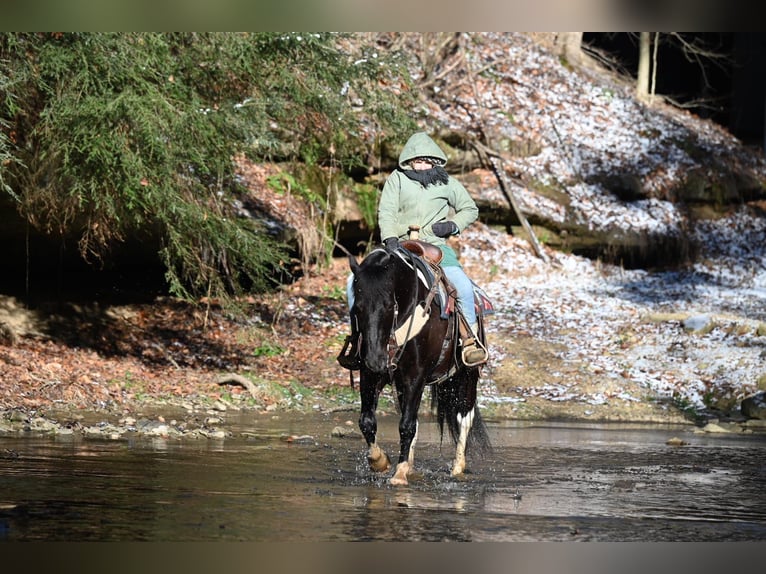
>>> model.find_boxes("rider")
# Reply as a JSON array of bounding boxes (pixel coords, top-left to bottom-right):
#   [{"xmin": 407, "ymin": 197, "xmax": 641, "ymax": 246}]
[{"xmin": 340, "ymin": 131, "xmax": 488, "ymax": 368}]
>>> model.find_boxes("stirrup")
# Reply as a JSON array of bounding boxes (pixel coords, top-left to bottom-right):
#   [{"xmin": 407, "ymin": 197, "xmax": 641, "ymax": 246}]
[
  {"xmin": 337, "ymin": 333, "xmax": 362, "ymax": 370},
  {"xmin": 338, "ymin": 353, "xmax": 362, "ymax": 370},
  {"xmin": 462, "ymin": 342, "xmax": 488, "ymax": 367}
]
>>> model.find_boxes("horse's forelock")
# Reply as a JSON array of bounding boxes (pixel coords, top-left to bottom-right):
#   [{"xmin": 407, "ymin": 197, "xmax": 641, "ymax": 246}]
[{"xmin": 356, "ymin": 250, "xmax": 396, "ymax": 300}]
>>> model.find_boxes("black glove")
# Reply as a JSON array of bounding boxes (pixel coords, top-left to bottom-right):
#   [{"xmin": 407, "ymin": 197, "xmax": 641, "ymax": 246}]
[
  {"xmin": 431, "ymin": 221, "xmax": 458, "ymax": 238},
  {"xmin": 383, "ymin": 237, "xmax": 399, "ymax": 252}
]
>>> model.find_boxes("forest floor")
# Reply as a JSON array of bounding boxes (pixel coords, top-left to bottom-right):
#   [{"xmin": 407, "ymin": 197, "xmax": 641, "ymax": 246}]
[{"xmin": 3, "ymin": 223, "xmax": 763, "ymax": 434}]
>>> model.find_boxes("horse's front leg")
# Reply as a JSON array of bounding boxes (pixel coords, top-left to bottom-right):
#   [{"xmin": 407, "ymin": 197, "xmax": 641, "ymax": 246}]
[
  {"xmin": 358, "ymin": 372, "xmax": 390, "ymax": 473},
  {"xmin": 390, "ymin": 385, "xmax": 423, "ymax": 486},
  {"xmin": 451, "ymin": 407, "xmax": 475, "ymax": 476}
]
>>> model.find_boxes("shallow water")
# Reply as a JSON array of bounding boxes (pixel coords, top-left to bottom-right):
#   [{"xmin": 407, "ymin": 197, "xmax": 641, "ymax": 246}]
[{"xmin": 1, "ymin": 412, "xmax": 765, "ymax": 541}]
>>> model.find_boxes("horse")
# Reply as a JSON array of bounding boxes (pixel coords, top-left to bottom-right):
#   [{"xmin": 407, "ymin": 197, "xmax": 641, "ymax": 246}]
[{"xmin": 341, "ymin": 243, "xmax": 491, "ymax": 486}]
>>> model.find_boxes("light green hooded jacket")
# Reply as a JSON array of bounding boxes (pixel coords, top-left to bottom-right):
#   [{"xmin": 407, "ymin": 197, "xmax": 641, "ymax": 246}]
[{"xmin": 378, "ymin": 132, "xmax": 478, "ymax": 266}]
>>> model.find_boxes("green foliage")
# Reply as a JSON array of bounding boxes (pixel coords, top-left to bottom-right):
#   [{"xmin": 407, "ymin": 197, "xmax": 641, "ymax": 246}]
[
  {"xmin": 267, "ymin": 171, "xmax": 320, "ymax": 204},
  {"xmin": 671, "ymin": 393, "xmax": 703, "ymax": 422},
  {"xmin": 0, "ymin": 32, "xmax": 417, "ymax": 306},
  {"xmin": 252, "ymin": 339, "xmax": 286, "ymax": 358},
  {"xmin": 320, "ymin": 284, "xmax": 346, "ymax": 300},
  {"xmin": 353, "ymin": 183, "xmax": 379, "ymax": 230},
  {"xmin": 0, "ymin": 66, "xmax": 20, "ymax": 197}
]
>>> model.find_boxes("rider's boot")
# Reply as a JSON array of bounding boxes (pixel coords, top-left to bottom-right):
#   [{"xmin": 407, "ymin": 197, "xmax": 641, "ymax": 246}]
[{"xmin": 461, "ymin": 321, "xmax": 488, "ymax": 367}]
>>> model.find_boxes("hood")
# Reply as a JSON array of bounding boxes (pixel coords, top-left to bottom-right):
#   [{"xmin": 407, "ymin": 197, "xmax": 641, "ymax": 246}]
[{"xmin": 397, "ymin": 132, "xmax": 448, "ymax": 169}]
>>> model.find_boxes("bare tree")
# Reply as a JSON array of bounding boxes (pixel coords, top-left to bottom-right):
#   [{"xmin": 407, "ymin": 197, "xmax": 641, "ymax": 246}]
[
  {"xmin": 636, "ymin": 32, "xmax": 651, "ymax": 101},
  {"xmin": 635, "ymin": 32, "xmax": 731, "ymax": 110}
]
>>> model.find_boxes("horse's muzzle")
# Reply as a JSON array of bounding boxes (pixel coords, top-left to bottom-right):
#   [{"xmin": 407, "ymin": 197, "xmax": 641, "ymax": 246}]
[{"xmin": 362, "ymin": 336, "xmax": 399, "ymax": 374}]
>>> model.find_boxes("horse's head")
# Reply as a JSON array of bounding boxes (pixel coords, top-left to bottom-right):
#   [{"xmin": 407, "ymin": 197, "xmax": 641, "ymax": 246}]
[{"xmin": 349, "ymin": 249, "xmax": 413, "ymax": 373}]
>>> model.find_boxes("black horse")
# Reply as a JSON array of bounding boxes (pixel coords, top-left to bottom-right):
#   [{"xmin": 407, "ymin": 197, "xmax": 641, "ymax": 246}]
[{"xmin": 343, "ymin": 244, "xmax": 491, "ymax": 486}]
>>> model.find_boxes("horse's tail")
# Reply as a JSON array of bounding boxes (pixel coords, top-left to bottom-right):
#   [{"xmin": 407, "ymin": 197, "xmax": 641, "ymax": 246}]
[{"xmin": 432, "ymin": 369, "xmax": 492, "ymax": 457}]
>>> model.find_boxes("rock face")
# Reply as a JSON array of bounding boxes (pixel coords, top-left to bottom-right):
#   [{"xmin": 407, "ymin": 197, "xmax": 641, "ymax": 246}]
[
  {"xmin": 324, "ymin": 34, "xmax": 766, "ymax": 270},
  {"xmin": 741, "ymin": 391, "xmax": 766, "ymax": 420},
  {"xmin": 328, "ymin": 161, "xmax": 764, "ymax": 270}
]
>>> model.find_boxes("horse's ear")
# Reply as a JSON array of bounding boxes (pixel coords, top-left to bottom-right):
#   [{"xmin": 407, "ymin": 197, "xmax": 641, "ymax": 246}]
[{"xmin": 348, "ymin": 253, "xmax": 360, "ymax": 275}]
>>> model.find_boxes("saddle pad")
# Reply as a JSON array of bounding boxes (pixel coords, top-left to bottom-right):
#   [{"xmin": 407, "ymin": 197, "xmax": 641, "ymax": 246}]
[
  {"xmin": 472, "ymin": 281, "xmax": 496, "ymax": 316},
  {"xmin": 394, "ymin": 303, "xmax": 430, "ymax": 345}
]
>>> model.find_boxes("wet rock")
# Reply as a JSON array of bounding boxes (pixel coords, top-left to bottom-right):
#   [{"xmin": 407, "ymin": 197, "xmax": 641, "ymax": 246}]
[
  {"xmin": 331, "ymin": 426, "xmax": 363, "ymax": 439},
  {"xmin": 135, "ymin": 419, "xmax": 173, "ymax": 436},
  {"xmin": 683, "ymin": 315, "xmax": 714, "ymax": 334},
  {"xmin": 743, "ymin": 418, "xmax": 766, "ymax": 429},
  {"xmin": 204, "ymin": 416, "xmax": 224, "ymax": 426},
  {"xmin": 6, "ymin": 410, "xmax": 27, "ymax": 423},
  {"xmin": 695, "ymin": 421, "xmax": 742, "ymax": 434},
  {"xmin": 284, "ymin": 434, "xmax": 315, "ymax": 444},
  {"xmin": 741, "ymin": 391, "xmax": 766, "ymax": 420},
  {"xmin": 27, "ymin": 417, "xmax": 59, "ymax": 433},
  {"xmin": 665, "ymin": 437, "xmax": 689, "ymax": 446},
  {"xmin": 82, "ymin": 423, "xmax": 124, "ymax": 438}
]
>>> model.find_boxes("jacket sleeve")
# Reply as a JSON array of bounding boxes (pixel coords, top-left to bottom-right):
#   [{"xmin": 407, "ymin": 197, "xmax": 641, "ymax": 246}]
[
  {"xmin": 449, "ymin": 178, "xmax": 479, "ymax": 233},
  {"xmin": 377, "ymin": 172, "xmax": 406, "ymax": 240}
]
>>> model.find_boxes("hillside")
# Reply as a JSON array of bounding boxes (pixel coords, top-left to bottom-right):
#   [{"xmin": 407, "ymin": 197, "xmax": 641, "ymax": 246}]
[{"xmin": 1, "ymin": 33, "xmax": 765, "ymax": 432}]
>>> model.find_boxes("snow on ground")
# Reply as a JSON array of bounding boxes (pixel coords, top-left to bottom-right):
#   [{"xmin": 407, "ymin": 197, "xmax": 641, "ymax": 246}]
[
  {"xmin": 422, "ymin": 33, "xmax": 766, "ymax": 413},
  {"xmin": 425, "ymin": 33, "xmax": 766, "ymax": 239},
  {"xmin": 327, "ymin": 34, "xmax": 766, "ymax": 416},
  {"xmin": 461, "ymin": 210, "xmax": 766, "ymax": 412}
]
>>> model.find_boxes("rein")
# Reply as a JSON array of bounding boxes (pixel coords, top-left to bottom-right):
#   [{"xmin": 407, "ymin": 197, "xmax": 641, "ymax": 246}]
[
  {"xmin": 387, "ymin": 249, "xmax": 442, "ymax": 371},
  {"xmin": 388, "ymin": 249, "xmax": 421, "ymax": 370}
]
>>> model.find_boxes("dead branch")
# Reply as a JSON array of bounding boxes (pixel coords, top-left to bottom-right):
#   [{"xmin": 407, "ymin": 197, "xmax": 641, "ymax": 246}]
[
  {"xmin": 217, "ymin": 373, "xmax": 260, "ymax": 400},
  {"xmin": 471, "ymin": 142, "xmax": 550, "ymax": 263}
]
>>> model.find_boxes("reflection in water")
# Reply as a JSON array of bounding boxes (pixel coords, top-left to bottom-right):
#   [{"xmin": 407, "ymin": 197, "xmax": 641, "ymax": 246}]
[
  {"xmin": 344, "ymin": 480, "xmax": 483, "ymax": 541},
  {"xmin": 1, "ymin": 416, "xmax": 765, "ymax": 541}
]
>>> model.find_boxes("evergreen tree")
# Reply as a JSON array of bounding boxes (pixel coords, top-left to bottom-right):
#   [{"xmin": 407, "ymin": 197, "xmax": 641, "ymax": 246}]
[{"xmin": 0, "ymin": 32, "xmax": 415, "ymax": 303}]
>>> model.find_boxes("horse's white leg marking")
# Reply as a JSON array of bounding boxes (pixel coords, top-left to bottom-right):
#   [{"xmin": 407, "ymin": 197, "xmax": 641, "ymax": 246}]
[
  {"xmin": 389, "ymin": 461, "xmax": 410, "ymax": 486},
  {"xmin": 407, "ymin": 420, "xmax": 418, "ymax": 467},
  {"xmin": 368, "ymin": 442, "xmax": 391, "ymax": 473},
  {"xmin": 451, "ymin": 407, "xmax": 475, "ymax": 476}
]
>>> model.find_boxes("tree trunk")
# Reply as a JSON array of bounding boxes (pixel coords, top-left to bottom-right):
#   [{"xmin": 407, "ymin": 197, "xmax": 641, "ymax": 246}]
[
  {"xmin": 556, "ymin": 32, "xmax": 583, "ymax": 66},
  {"xmin": 650, "ymin": 32, "xmax": 660, "ymax": 100},
  {"xmin": 637, "ymin": 32, "xmax": 651, "ymax": 101}
]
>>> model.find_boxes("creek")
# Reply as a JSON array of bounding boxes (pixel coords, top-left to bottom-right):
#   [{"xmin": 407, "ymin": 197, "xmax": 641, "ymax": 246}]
[{"xmin": 1, "ymin": 411, "xmax": 765, "ymax": 541}]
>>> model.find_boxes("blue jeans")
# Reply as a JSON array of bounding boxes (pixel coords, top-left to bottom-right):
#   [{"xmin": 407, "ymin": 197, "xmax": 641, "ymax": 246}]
[{"xmin": 346, "ymin": 263, "xmax": 476, "ymax": 326}]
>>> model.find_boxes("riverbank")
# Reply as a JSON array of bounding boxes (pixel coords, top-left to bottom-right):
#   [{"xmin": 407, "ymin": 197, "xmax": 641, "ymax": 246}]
[{"xmin": 2, "ymin": 214, "xmax": 766, "ymax": 440}]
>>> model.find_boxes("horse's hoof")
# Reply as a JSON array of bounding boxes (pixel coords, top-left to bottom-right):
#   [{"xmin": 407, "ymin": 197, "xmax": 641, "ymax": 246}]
[
  {"xmin": 368, "ymin": 445, "xmax": 391, "ymax": 473},
  {"xmin": 450, "ymin": 463, "xmax": 465, "ymax": 477},
  {"xmin": 389, "ymin": 462, "xmax": 410, "ymax": 486},
  {"xmin": 370, "ymin": 458, "xmax": 391, "ymax": 473}
]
